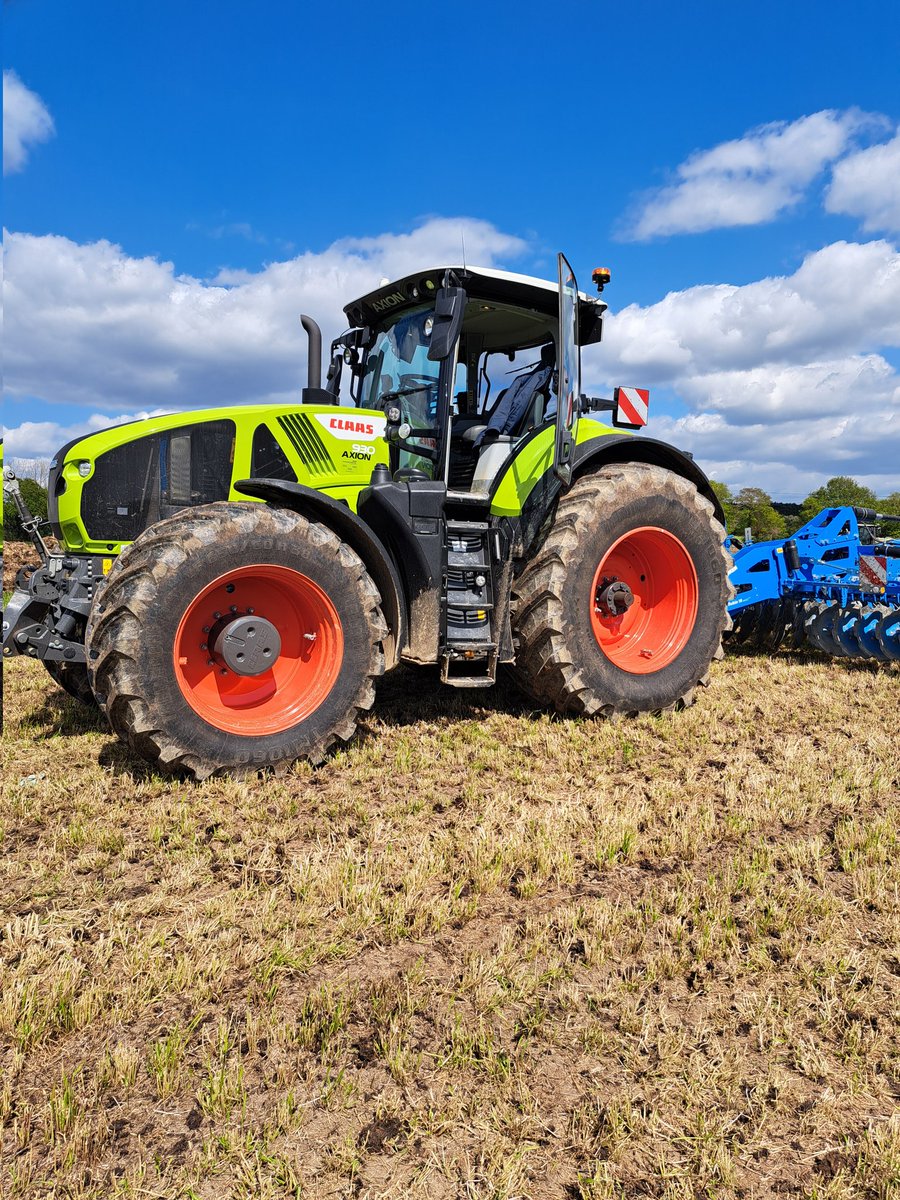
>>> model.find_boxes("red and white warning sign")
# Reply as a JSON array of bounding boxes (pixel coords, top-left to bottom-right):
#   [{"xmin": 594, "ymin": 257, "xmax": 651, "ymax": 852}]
[
  {"xmin": 614, "ymin": 386, "xmax": 650, "ymax": 426},
  {"xmin": 859, "ymin": 554, "xmax": 888, "ymax": 592}
]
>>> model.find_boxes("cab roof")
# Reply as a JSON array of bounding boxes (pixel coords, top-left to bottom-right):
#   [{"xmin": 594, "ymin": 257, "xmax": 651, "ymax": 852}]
[{"xmin": 343, "ymin": 265, "xmax": 607, "ymax": 346}]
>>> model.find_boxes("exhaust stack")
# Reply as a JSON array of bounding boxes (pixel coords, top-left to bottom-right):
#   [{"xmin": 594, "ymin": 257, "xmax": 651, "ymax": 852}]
[{"xmin": 300, "ymin": 314, "xmax": 323, "ymax": 390}]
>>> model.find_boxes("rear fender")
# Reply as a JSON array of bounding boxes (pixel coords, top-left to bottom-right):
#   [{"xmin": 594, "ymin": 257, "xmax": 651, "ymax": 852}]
[
  {"xmin": 572, "ymin": 435, "xmax": 726, "ymax": 526},
  {"xmin": 234, "ymin": 478, "xmax": 406, "ymax": 668}
]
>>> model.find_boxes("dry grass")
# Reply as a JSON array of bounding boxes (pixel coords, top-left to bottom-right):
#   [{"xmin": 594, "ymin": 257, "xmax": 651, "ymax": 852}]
[{"xmin": 2, "ymin": 643, "xmax": 899, "ymax": 1199}]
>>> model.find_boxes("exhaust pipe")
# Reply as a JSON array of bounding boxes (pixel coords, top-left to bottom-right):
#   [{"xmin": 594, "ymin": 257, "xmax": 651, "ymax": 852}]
[{"xmin": 300, "ymin": 314, "xmax": 322, "ymax": 390}]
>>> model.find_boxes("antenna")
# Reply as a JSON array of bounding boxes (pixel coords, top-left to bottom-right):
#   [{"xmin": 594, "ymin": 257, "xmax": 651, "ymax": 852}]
[{"xmin": 461, "ymin": 229, "xmax": 466, "ymax": 270}]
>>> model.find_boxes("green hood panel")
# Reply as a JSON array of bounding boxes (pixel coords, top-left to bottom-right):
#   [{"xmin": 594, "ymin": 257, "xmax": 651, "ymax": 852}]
[
  {"xmin": 489, "ymin": 418, "xmax": 625, "ymax": 517},
  {"xmin": 53, "ymin": 403, "xmax": 390, "ymax": 555}
]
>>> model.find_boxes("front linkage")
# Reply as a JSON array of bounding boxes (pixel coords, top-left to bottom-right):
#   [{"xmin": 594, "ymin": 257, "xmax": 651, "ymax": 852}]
[{"xmin": 3, "ymin": 468, "xmax": 100, "ymax": 687}]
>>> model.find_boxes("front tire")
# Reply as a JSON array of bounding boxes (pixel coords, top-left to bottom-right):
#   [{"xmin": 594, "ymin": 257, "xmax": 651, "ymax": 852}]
[
  {"xmin": 86, "ymin": 503, "xmax": 387, "ymax": 779},
  {"xmin": 44, "ymin": 659, "xmax": 97, "ymax": 706},
  {"xmin": 511, "ymin": 463, "xmax": 730, "ymax": 715}
]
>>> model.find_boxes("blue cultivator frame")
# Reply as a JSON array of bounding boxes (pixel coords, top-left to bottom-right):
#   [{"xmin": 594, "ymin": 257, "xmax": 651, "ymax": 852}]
[{"xmin": 727, "ymin": 506, "xmax": 900, "ymax": 660}]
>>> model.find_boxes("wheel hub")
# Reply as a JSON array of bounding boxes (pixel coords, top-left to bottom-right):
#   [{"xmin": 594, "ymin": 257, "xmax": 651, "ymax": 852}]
[
  {"xmin": 589, "ymin": 527, "xmax": 699, "ymax": 674},
  {"xmin": 595, "ymin": 577, "xmax": 634, "ymax": 618},
  {"xmin": 212, "ymin": 614, "xmax": 281, "ymax": 676}
]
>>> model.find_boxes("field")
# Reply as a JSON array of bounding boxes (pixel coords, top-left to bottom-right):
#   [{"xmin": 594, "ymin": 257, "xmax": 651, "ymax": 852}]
[{"xmin": 2, "ymin": 551, "xmax": 899, "ymax": 1199}]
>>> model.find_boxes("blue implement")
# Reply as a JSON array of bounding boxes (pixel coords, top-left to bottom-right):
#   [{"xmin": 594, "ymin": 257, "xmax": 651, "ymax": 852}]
[{"xmin": 727, "ymin": 507, "xmax": 900, "ymax": 662}]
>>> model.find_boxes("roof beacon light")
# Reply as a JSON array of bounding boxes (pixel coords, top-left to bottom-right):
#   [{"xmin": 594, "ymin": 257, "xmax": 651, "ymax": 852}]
[{"xmin": 592, "ymin": 267, "xmax": 611, "ymax": 294}]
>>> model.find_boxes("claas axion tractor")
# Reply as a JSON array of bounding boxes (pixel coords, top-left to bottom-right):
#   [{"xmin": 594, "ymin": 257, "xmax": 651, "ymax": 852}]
[{"xmin": 4, "ymin": 256, "xmax": 732, "ymax": 778}]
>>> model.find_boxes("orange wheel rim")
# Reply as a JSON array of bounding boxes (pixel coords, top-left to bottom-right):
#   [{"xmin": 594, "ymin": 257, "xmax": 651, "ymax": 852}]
[
  {"xmin": 590, "ymin": 527, "xmax": 698, "ymax": 674},
  {"xmin": 173, "ymin": 564, "xmax": 343, "ymax": 735}
]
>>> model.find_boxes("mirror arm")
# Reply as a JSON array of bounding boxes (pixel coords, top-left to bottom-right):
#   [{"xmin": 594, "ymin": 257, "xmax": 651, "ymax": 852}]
[{"xmin": 583, "ymin": 394, "xmax": 614, "ymax": 413}]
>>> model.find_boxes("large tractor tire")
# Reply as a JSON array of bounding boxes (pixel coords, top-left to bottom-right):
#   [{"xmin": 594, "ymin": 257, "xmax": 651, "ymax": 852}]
[
  {"xmin": 511, "ymin": 463, "xmax": 731, "ymax": 716},
  {"xmin": 85, "ymin": 503, "xmax": 387, "ymax": 779},
  {"xmin": 44, "ymin": 659, "xmax": 97, "ymax": 706}
]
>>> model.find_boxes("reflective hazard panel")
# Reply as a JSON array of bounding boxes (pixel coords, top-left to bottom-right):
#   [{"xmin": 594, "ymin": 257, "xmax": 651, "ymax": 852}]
[
  {"xmin": 614, "ymin": 386, "xmax": 650, "ymax": 428},
  {"xmin": 554, "ymin": 253, "xmax": 580, "ymax": 487},
  {"xmin": 859, "ymin": 554, "xmax": 888, "ymax": 592}
]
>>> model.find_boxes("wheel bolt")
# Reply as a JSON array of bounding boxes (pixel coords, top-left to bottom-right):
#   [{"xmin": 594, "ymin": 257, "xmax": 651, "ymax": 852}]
[
  {"xmin": 230, "ymin": 605, "xmax": 238, "ymax": 613},
  {"xmin": 207, "ymin": 659, "xmax": 214, "ymax": 667},
  {"xmin": 203, "ymin": 626, "xmax": 210, "ymax": 634},
  {"xmin": 200, "ymin": 642, "xmax": 208, "ymax": 650}
]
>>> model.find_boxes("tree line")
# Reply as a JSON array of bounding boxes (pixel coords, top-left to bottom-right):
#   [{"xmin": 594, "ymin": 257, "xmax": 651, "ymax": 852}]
[{"xmin": 712, "ymin": 477, "xmax": 900, "ymax": 540}]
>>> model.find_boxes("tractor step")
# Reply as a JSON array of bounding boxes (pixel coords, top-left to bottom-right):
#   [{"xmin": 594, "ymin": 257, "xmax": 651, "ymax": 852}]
[
  {"xmin": 441, "ymin": 519, "xmax": 497, "ymax": 684},
  {"xmin": 440, "ymin": 646, "xmax": 499, "ymax": 687}
]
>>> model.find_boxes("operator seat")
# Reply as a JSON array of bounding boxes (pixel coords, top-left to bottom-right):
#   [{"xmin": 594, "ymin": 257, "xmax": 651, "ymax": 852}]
[{"xmin": 468, "ymin": 343, "xmax": 556, "ymax": 447}]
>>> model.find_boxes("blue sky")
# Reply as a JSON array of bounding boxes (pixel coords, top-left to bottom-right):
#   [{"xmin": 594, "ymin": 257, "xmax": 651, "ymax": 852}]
[{"xmin": 4, "ymin": 0, "xmax": 900, "ymax": 498}]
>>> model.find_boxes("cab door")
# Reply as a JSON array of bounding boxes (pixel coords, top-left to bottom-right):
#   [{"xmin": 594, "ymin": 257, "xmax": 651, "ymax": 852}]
[{"xmin": 554, "ymin": 253, "xmax": 580, "ymax": 486}]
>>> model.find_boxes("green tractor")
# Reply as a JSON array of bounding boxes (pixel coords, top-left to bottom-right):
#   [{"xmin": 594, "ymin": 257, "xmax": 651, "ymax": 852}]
[{"xmin": 4, "ymin": 256, "xmax": 730, "ymax": 778}]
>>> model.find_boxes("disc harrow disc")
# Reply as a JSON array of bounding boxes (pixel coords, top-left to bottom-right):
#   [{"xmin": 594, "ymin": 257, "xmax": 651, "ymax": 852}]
[
  {"xmin": 752, "ymin": 600, "xmax": 780, "ymax": 650},
  {"xmin": 762, "ymin": 598, "xmax": 792, "ymax": 651},
  {"xmin": 875, "ymin": 606, "xmax": 900, "ymax": 661},
  {"xmin": 805, "ymin": 602, "xmax": 844, "ymax": 656},
  {"xmin": 854, "ymin": 604, "xmax": 889, "ymax": 659},
  {"xmin": 728, "ymin": 604, "xmax": 758, "ymax": 644},
  {"xmin": 790, "ymin": 598, "xmax": 810, "ymax": 649},
  {"xmin": 832, "ymin": 604, "xmax": 865, "ymax": 658}
]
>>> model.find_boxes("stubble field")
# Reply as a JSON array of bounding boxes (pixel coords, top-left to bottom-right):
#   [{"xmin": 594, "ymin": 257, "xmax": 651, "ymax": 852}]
[{"xmin": 2, "ymin": 551, "xmax": 899, "ymax": 1199}]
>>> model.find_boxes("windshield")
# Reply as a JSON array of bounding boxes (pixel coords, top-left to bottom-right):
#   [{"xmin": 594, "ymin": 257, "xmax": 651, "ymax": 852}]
[{"xmin": 360, "ymin": 306, "xmax": 440, "ymax": 474}]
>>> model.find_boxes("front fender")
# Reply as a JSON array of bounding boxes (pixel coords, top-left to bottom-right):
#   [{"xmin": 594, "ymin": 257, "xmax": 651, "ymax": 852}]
[{"xmin": 234, "ymin": 478, "xmax": 406, "ymax": 668}]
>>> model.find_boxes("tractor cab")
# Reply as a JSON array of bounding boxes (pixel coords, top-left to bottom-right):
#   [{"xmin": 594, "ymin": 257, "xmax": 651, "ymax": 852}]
[{"xmin": 332, "ymin": 259, "xmax": 607, "ymax": 497}]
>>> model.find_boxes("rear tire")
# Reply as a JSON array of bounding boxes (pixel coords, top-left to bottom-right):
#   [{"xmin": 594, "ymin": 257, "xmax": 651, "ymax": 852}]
[
  {"xmin": 511, "ymin": 463, "xmax": 730, "ymax": 715},
  {"xmin": 86, "ymin": 503, "xmax": 387, "ymax": 779}
]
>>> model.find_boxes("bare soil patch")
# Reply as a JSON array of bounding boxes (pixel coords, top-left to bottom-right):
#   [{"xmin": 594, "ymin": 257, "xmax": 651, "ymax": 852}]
[{"xmin": 2, "ymin": 649, "xmax": 899, "ymax": 1198}]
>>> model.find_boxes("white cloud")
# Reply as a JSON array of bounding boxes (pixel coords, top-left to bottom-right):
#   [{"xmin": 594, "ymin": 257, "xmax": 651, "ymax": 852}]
[
  {"xmin": 3, "ymin": 70, "xmax": 55, "ymax": 174},
  {"xmin": 624, "ymin": 109, "xmax": 884, "ymax": 240},
  {"xmin": 586, "ymin": 239, "xmax": 900, "ymax": 493},
  {"xmin": 4, "ymin": 217, "xmax": 527, "ymax": 423},
  {"xmin": 602, "ymin": 239, "xmax": 900, "ymax": 379},
  {"xmin": 645, "ymin": 412, "xmax": 900, "ymax": 500},
  {"xmin": 825, "ymin": 129, "xmax": 900, "ymax": 234},
  {"xmin": 5, "ymin": 411, "xmax": 173, "ymax": 459}
]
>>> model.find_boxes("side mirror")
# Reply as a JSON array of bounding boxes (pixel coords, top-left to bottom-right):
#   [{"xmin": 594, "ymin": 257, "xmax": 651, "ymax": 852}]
[{"xmin": 427, "ymin": 286, "xmax": 466, "ymax": 361}]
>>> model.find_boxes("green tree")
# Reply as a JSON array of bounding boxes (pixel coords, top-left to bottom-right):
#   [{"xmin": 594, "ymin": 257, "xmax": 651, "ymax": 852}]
[
  {"xmin": 3, "ymin": 477, "xmax": 48, "ymax": 541},
  {"xmin": 800, "ymin": 476, "xmax": 877, "ymax": 523},
  {"xmin": 731, "ymin": 487, "xmax": 786, "ymax": 541},
  {"xmin": 878, "ymin": 491, "xmax": 900, "ymax": 516},
  {"xmin": 709, "ymin": 480, "xmax": 735, "ymax": 532}
]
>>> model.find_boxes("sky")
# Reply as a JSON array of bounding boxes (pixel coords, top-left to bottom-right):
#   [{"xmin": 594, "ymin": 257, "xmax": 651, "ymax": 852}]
[{"xmin": 3, "ymin": 0, "xmax": 899, "ymax": 499}]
